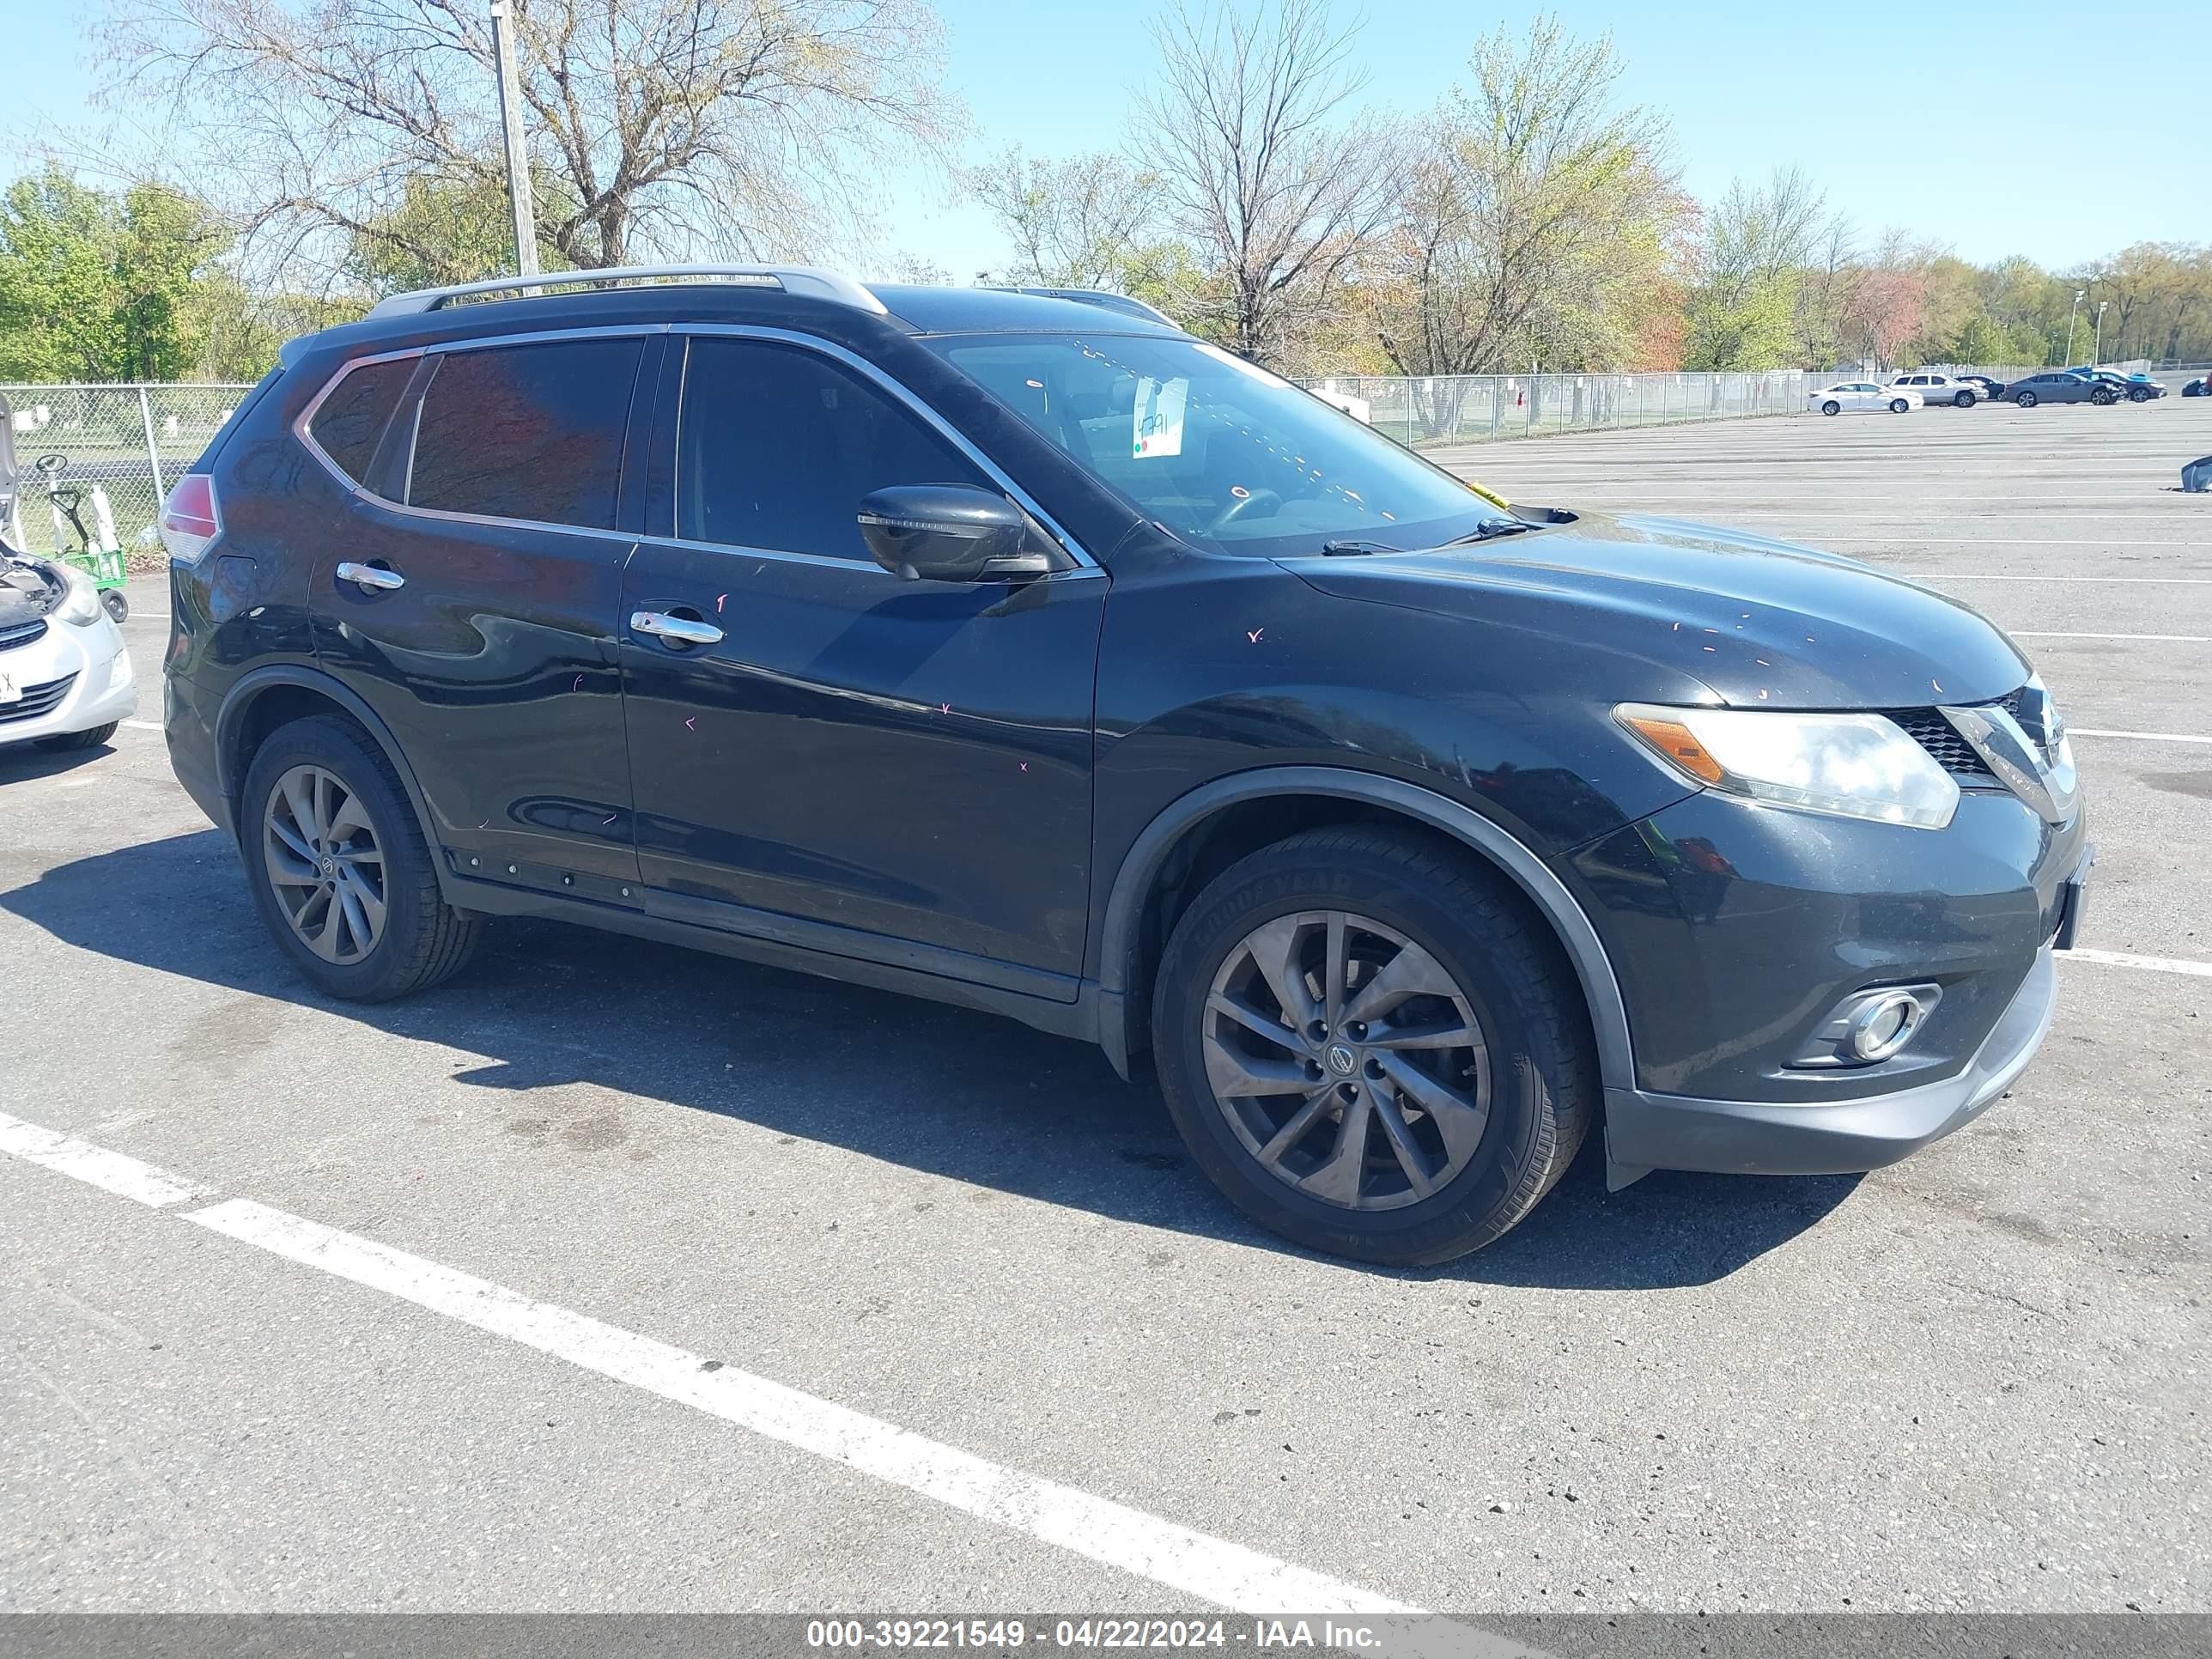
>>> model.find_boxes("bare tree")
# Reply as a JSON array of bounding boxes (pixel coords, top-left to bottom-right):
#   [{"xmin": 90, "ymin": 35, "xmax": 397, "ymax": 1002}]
[
  {"xmin": 1368, "ymin": 15, "xmax": 1680, "ymax": 386},
  {"xmin": 1132, "ymin": 0, "xmax": 1398, "ymax": 368},
  {"xmin": 99, "ymin": 0, "xmax": 957, "ymax": 286},
  {"xmin": 963, "ymin": 148, "xmax": 1167, "ymax": 289}
]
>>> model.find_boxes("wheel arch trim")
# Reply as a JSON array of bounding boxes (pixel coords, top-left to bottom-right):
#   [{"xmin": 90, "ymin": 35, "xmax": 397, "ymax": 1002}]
[
  {"xmin": 214, "ymin": 665, "xmax": 447, "ymax": 889},
  {"xmin": 1094, "ymin": 766, "xmax": 1635, "ymax": 1091}
]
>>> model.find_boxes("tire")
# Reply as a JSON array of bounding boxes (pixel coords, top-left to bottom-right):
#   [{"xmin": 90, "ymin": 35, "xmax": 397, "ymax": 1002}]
[
  {"xmin": 1889, "ymin": 398, "xmax": 1911, "ymax": 413},
  {"xmin": 2129, "ymin": 387, "xmax": 2151, "ymax": 402},
  {"xmin": 1151, "ymin": 825, "xmax": 1595, "ymax": 1266},
  {"xmin": 2014, "ymin": 391, "xmax": 2038, "ymax": 408},
  {"xmin": 2091, "ymin": 387, "xmax": 2116, "ymax": 405},
  {"xmin": 1954, "ymin": 391, "xmax": 1976, "ymax": 407},
  {"xmin": 239, "ymin": 714, "xmax": 480, "ymax": 1001},
  {"xmin": 35, "ymin": 721, "xmax": 117, "ymax": 751},
  {"xmin": 1820, "ymin": 400, "xmax": 1840, "ymax": 416},
  {"xmin": 100, "ymin": 590, "xmax": 128, "ymax": 623}
]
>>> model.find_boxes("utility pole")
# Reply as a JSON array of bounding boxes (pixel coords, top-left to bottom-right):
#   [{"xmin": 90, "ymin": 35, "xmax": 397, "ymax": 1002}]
[
  {"xmin": 489, "ymin": 0, "xmax": 538, "ymax": 279},
  {"xmin": 2094, "ymin": 300, "xmax": 2109, "ymax": 364},
  {"xmin": 2063, "ymin": 289, "xmax": 2084, "ymax": 366}
]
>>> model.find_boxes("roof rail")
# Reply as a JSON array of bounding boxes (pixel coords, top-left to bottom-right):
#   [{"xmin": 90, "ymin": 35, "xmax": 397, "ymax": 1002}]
[
  {"xmin": 364, "ymin": 264, "xmax": 886, "ymax": 319},
  {"xmin": 980, "ymin": 285, "xmax": 1179, "ymax": 328}
]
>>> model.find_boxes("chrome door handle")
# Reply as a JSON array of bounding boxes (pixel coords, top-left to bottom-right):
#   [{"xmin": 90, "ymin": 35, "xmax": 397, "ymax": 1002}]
[
  {"xmin": 629, "ymin": 610, "xmax": 724, "ymax": 646},
  {"xmin": 336, "ymin": 561, "xmax": 404, "ymax": 592}
]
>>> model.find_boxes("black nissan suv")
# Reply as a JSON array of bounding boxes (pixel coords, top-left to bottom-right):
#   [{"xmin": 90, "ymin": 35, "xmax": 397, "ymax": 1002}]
[{"xmin": 161, "ymin": 266, "xmax": 2092, "ymax": 1265}]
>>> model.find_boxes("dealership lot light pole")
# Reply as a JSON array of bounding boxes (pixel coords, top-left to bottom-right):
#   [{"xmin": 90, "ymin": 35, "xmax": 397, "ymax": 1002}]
[
  {"xmin": 489, "ymin": 0, "xmax": 538, "ymax": 280},
  {"xmin": 2064, "ymin": 289, "xmax": 2085, "ymax": 365}
]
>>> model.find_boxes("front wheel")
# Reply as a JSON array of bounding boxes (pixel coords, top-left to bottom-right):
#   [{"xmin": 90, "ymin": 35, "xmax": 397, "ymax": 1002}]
[
  {"xmin": 2129, "ymin": 387, "xmax": 2152, "ymax": 402},
  {"xmin": 35, "ymin": 722, "xmax": 117, "ymax": 752},
  {"xmin": 1151, "ymin": 826, "xmax": 1595, "ymax": 1266},
  {"xmin": 1820, "ymin": 400, "xmax": 1841, "ymax": 416},
  {"xmin": 2091, "ymin": 387, "xmax": 2116, "ymax": 405},
  {"xmin": 2015, "ymin": 391, "xmax": 2039, "ymax": 408},
  {"xmin": 1954, "ymin": 391, "xmax": 1976, "ymax": 407},
  {"xmin": 1889, "ymin": 398, "xmax": 1911, "ymax": 413},
  {"xmin": 240, "ymin": 714, "xmax": 481, "ymax": 1001}
]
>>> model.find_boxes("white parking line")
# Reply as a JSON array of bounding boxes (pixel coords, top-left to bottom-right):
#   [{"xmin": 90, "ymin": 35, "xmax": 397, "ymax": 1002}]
[
  {"xmin": 0, "ymin": 1111, "xmax": 205, "ymax": 1207},
  {"xmin": 2008, "ymin": 632, "xmax": 2212, "ymax": 642},
  {"xmin": 0, "ymin": 1115, "xmax": 1516, "ymax": 1636},
  {"xmin": 2064, "ymin": 948, "xmax": 2212, "ymax": 979},
  {"xmin": 119, "ymin": 719, "xmax": 162, "ymax": 732},
  {"xmin": 2069, "ymin": 727, "xmax": 2212, "ymax": 745}
]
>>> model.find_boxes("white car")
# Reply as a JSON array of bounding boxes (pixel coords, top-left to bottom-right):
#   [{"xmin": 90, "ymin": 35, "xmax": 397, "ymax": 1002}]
[
  {"xmin": 0, "ymin": 549, "xmax": 137, "ymax": 753},
  {"xmin": 1892, "ymin": 371, "xmax": 1982, "ymax": 408},
  {"xmin": 1808, "ymin": 381, "xmax": 1920, "ymax": 416}
]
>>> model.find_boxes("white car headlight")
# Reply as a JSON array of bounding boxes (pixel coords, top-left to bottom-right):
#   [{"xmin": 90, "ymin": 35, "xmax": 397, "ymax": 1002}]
[
  {"xmin": 1616, "ymin": 702, "xmax": 1960, "ymax": 830},
  {"xmin": 56, "ymin": 566, "xmax": 105, "ymax": 627}
]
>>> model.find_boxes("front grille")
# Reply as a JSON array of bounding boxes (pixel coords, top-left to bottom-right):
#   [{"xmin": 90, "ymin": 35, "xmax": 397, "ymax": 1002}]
[
  {"xmin": 0, "ymin": 671, "xmax": 76, "ymax": 723},
  {"xmin": 0, "ymin": 617, "xmax": 48, "ymax": 653},
  {"xmin": 1885, "ymin": 697, "xmax": 2023, "ymax": 781}
]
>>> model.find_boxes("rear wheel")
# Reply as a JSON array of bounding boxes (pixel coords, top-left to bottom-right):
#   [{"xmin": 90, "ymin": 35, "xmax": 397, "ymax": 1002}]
[
  {"xmin": 2129, "ymin": 386, "xmax": 2152, "ymax": 403},
  {"xmin": 2091, "ymin": 386, "xmax": 2116, "ymax": 405},
  {"xmin": 1152, "ymin": 826, "xmax": 1594, "ymax": 1266},
  {"xmin": 1820, "ymin": 399, "xmax": 1841, "ymax": 416},
  {"xmin": 2015, "ymin": 390, "xmax": 2039, "ymax": 408},
  {"xmin": 1954, "ymin": 390, "xmax": 1976, "ymax": 407},
  {"xmin": 240, "ymin": 714, "xmax": 480, "ymax": 1001},
  {"xmin": 100, "ymin": 590, "xmax": 128, "ymax": 623}
]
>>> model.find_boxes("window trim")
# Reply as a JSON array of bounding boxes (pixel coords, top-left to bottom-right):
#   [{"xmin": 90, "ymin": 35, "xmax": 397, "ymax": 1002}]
[
  {"xmin": 656, "ymin": 325, "xmax": 1096, "ymax": 574},
  {"xmin": 292, "ymin": 324, "xmax": 669, "ymax": 543}
]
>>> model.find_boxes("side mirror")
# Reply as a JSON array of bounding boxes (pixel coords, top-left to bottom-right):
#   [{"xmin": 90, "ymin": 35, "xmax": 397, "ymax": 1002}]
[{"xmin": 857, "ymin": 484, "xmax": 1054, "ymax": 582}]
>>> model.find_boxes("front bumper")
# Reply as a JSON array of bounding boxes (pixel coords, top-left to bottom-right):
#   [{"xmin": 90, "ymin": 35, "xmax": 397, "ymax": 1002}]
[
  {"xmin": 1604, "ymin": 940, "xmax": 2059, "ymax": 1181},
  {"xmin": 0, "ymin": 619, "xmax": 137, "ymax": 745}
]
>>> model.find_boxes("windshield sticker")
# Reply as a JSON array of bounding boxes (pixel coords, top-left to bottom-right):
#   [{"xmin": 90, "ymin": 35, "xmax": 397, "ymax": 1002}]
[{"xmin": 1133, "ymin": 377, "xmax": 1188, "ymax": 459}]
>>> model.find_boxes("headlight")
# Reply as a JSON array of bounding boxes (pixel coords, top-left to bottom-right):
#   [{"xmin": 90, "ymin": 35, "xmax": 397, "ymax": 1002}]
[
  {"xmin": 1616, "ymin": 702, "xmax": 1960, "ymax": 830},
  {"xmin": 56, "ymin": 566, "xmax": 104, "ymax": 627}
]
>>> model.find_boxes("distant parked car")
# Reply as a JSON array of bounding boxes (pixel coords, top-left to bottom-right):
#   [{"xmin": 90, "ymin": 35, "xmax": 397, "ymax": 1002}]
[
  {"xmin": 2064, "ymin": 367, "xmax": 2166, "ymax": 403},
  {"xmin": 2184, "ymin": 376, "xmax": 2209, "ymax": 398},
  {"xmin": 1892, "ymin": 372, "xmax": 1981, "ymax": 407},
  {"xmin": 1956, "ymin": 374, "xmax": 2007, "ymax": 401},
  {"xmin": 2008, "ymin": 372, "xmax": 2106, "ymax": 407},
  {"xmin": 1809, "ymin": 380, "xmax": 1919, "ymax": 416}
]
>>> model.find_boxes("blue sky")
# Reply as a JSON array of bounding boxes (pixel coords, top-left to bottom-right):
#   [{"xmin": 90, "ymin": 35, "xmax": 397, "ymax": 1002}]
[{"xmin": 8, "ymin": 0, "xmax": 2199, "ymax": 278}]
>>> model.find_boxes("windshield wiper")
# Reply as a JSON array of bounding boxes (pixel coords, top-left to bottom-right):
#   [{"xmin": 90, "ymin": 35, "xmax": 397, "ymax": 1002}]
[
  {"xmin": 1438, "ymin": 520, "xmax": 1540, "ymax": 545},
  {"xmin": 1319, "ymin": 538, "xmax": 1402, "ymax": 556}
]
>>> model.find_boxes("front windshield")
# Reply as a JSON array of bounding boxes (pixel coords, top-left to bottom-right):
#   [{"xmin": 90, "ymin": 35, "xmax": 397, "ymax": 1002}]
[{"xmin": 927, "ymin": 332, "xmax": 1516, "ymax": 557}]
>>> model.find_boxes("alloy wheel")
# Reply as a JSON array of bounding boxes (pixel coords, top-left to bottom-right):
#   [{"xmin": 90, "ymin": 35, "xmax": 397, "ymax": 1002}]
[
  {"xmin": 1201, "ymin": 909, "xmax": 1491, "ymax": 1212},
  {"xmin": 263, "ymin": 763, "xmax": 387, "ymax": 963}
]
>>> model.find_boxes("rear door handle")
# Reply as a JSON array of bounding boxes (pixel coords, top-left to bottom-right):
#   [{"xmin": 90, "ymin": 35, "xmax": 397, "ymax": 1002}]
[
  {"xmin": 336, "ymin": 561, "xmax": 404, "ymax": 592},
  {"xmin": 629, "ymin": 610, "xmax": 724, "ymax": 646}
]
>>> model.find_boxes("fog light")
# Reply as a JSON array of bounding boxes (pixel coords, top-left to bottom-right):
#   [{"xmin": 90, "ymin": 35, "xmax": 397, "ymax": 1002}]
[
  {"xmin": 1792, "ymin": 983, "xmax": 1943, "ymax": 1068},
  {"xmin": 1847, "ymin": 993, "xmax": 1921, "ymax": 1061}
]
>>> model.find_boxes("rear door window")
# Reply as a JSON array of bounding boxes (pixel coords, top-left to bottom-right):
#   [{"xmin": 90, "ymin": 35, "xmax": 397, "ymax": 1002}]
[
  {"xmin": 308, "ymin": 357, "xmax": 415, "ymax": 484},
  {"xmin": 407, "ymin": 338, "xmax": 646, "ymax": 530},
  {"xmin": 673, "ymin": 337, "xmax": 989, "ymax": 561}
]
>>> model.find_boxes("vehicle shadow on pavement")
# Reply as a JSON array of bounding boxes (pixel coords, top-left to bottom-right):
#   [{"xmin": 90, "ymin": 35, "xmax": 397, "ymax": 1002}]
[
  {"xmin": 3, "ymin": 828, "xmax": 1856, "ymax": 1290},
  {"xmin": 0, "ymin": 739, "xmax": 118, "ymax": 784}
]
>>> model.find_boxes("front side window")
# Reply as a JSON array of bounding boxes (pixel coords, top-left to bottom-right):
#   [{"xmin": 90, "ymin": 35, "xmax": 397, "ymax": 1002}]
[
  {"xmin": 925, "ymin": 333, "xmax": 1515, "ymax": 558},
  {"xmin": 407, "ymin": 337, "xmax": 645, "ymax": 530},
  {"xmin": 675, "ymin": 337, "xmax": 988, "ymax": 560},
  {"xmin": 308, "ymin": 356, "xmax": 415, "ymax": 484}
]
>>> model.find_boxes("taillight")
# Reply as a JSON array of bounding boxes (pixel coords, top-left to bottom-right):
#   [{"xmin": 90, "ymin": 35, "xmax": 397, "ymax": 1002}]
[{"xmin": 161, "ymin": 472, "xmax": 220, "ymax": 566}]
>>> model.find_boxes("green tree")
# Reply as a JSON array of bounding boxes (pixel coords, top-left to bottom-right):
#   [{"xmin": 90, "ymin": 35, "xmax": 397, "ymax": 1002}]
[{"xmin": 0, "ymin": 165, "xmax": 231, "ymax": 381}]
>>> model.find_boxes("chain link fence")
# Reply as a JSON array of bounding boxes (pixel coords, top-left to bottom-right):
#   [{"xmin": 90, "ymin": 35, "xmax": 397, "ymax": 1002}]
[
  {"xmin": 2, "ymin": 383, "xmax": 256, "ymax": 561},
  {"xmin": 1294, "ymin": 371, "xmax": 1827, "ymax": 448}
]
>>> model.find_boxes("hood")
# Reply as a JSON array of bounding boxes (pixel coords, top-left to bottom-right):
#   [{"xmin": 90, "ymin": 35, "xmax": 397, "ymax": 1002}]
[{"xmin": 1279, "ymin": 512, "xmax": 2028, "ymax": 711}]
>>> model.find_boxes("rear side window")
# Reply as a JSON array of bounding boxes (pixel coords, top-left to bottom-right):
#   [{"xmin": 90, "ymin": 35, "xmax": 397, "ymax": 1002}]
[
  {"xmin": 408, "ymin": 338, "xmax": 645, "ymax": 530},
  {"xmin": 675, "ymin": 337, "xmax": 988, "ymax": 561},
  {"xmin": 308, "ymin": 357, "xmax": 414, "ymax": 484}
]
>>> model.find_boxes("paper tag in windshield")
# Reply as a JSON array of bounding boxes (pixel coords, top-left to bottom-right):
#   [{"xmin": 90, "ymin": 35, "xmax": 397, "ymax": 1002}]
[{"xmin": 1133, "ymin": 377, "xmax": 1188, "ymax": 459}]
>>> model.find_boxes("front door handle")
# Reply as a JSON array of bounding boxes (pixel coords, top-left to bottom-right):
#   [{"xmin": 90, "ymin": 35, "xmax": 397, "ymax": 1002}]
[
  {"xmin": 629, "ymin": 610, "xmax": 724, "ymax": 646},
  {"xmin": 336, "ymin": 561, "xmax": 404, "ymax": 592}
]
